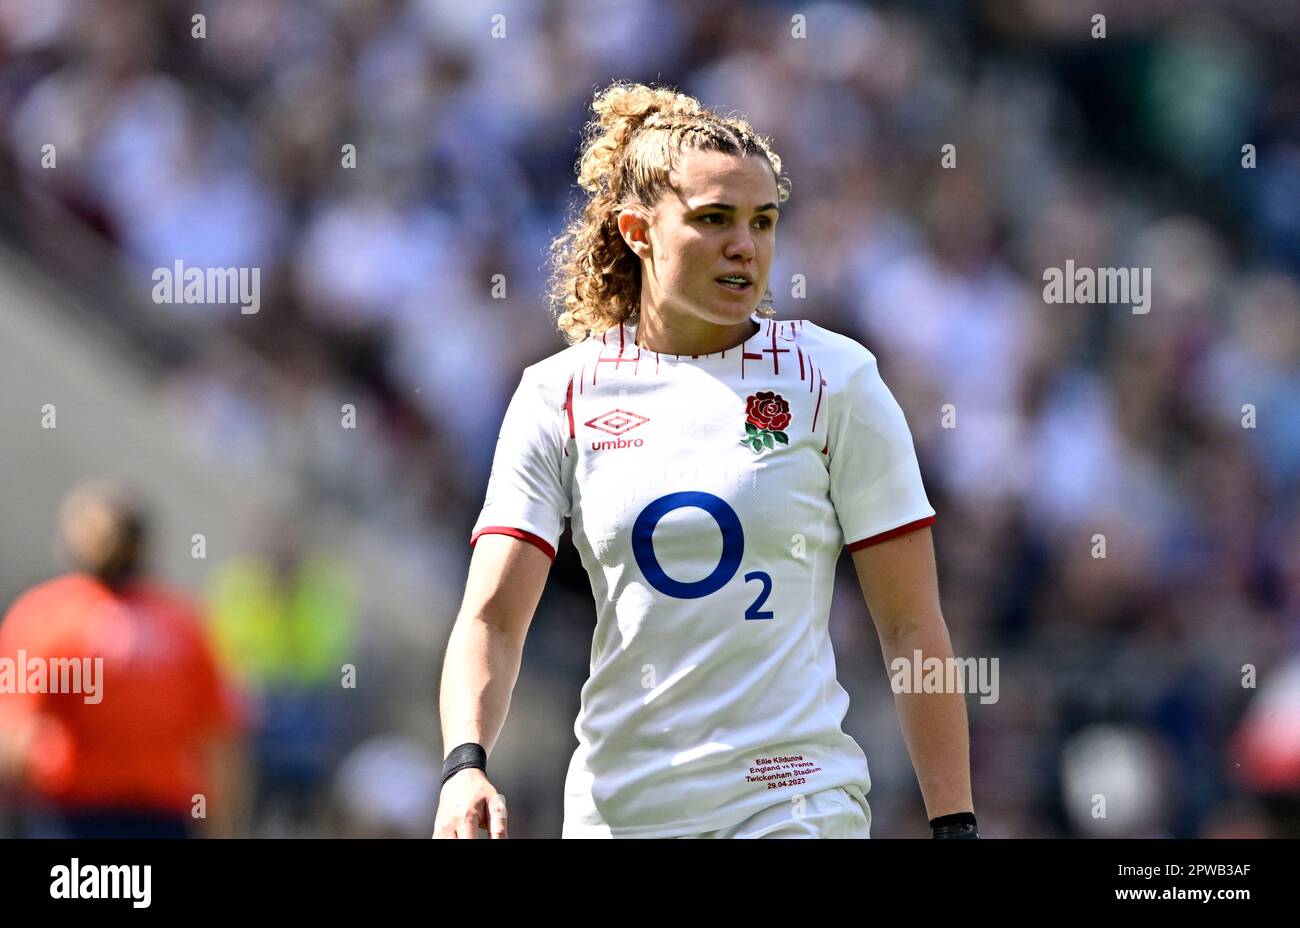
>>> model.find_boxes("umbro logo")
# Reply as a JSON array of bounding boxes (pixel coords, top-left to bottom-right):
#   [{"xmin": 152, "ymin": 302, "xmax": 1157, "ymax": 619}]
[
  {"xmin": 585, "ymin": 409, "xmax": 649, "ymax": 436},
  {"xmin": 586, "ymin": 409, "xmax": 648, "ymax": 451}
]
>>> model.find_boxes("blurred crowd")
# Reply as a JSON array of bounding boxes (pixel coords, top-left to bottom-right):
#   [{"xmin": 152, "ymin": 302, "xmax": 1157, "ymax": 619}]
[{"xmin": 1, "ymin": 0, "xmax": 1298, "ymax": 837}]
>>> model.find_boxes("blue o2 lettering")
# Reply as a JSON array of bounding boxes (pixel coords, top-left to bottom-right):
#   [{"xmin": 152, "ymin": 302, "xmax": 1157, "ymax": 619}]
[
  {"xmin": 632, "ymin": 492, "xmax": 742, "ymax": 599},
  {"xmin": 743, "ymin": 571, "xmax": 774, "ymax": 620},
  {"xmin": 631, "ymin": 492, "xmax": 774, "ymax": 619}
]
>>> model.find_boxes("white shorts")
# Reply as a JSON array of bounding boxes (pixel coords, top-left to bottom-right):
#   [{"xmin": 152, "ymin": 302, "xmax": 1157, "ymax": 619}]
[{"xmin": 675, "ymin": 784, "xmax": 871, "ymax": 839}]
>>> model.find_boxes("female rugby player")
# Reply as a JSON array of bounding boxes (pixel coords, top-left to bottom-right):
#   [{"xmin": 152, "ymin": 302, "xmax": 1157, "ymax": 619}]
[{"xmin": 435, "ymin": 81, "xmax": 976, "ymax": 839}]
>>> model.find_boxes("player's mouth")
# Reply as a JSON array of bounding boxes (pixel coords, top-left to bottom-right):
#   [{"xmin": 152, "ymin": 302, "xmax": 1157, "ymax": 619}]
[{"xmin": 716, "ymin": 274, "xmax": 753, "ymax": 292}]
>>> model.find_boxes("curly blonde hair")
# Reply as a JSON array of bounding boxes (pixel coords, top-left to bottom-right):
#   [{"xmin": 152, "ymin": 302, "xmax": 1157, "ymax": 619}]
[{"xmin": 546, "ymin": 81, "xmax": 791, "ymax": 345}]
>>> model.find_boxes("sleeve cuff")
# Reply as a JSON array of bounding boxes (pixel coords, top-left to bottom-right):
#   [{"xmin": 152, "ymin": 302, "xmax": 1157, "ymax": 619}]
[
  {"xmin": 844, "ymin": 515, "xmax": 936, "ymax": 552},
  {"xmin": 470, "ymin": 526, "xmax": 557, "ymax": 561}
]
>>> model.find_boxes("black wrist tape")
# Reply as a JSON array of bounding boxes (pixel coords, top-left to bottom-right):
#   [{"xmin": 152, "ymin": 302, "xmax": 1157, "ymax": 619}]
[
  {"xmin": 441, "ymin": 742, "xmax": 487, "ymax": 787},
  {"xmin": 929, "ymin": 811, "xmax": 979, "ymax": 838}
]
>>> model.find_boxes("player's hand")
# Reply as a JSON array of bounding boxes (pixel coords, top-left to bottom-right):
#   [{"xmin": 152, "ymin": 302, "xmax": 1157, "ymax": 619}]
[{"xmin": 433, "ymin": 768, "xmax": 508, "ymax": 838}]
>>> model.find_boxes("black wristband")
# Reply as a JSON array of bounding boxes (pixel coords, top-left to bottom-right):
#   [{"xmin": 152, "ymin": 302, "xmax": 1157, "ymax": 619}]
[
  {"xmin": 929, "ymin": 811, "xmax": 979, "ymax": 838},
  {"xmin": 441, "ymin": 742, "xmax": 487, "ymax": 787}
]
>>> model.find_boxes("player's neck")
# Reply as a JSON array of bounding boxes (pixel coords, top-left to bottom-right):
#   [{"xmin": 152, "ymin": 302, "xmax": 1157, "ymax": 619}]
[{"xmin": 634, "ymin": 311, "xmax": 760, "ymax": 356}]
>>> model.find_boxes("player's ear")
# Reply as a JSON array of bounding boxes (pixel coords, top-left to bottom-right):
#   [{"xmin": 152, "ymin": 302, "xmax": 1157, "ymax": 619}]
[{"xmin": 617, "ymin": 206, "xmax": 653, "ymax": 259}]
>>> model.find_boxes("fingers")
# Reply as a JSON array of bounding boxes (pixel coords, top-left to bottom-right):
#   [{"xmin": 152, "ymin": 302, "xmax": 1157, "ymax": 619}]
[
  {"xmin": 431, "ymin": 809, "xmax": 478, "ymax": 838},
  {"xmin": 431, "ymin": 785, "xmax": 506, "ymax": 839},
  {"xmin": 431, "ymin": 811, "xmax": 461, "ymax": 839},
  {"xmin": 488, "ymin": 793, "xmax": 508, "ymax": 839},
  {"xmin": 456, "ymin": 808, "xmax": 480, "ymax": 838}
]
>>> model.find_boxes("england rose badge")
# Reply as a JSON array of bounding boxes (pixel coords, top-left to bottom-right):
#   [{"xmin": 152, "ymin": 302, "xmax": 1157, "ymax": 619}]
[{"xmin": 741, "ymin": 391, "xmax": 791, "ymax": 453}]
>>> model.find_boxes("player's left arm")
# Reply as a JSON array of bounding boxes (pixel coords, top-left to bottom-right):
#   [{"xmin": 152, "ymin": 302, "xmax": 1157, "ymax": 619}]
[{"xmin": 850, "ymin": 525, "xmax": 974, "ymax": 823}]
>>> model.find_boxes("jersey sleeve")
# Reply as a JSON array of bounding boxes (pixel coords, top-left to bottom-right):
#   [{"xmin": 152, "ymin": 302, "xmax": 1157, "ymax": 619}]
[
  {"xmin": 827, "ymin": 350, "xmax": 936, "ymax": 551},
  {"xmin": 469, "ymin": 363, "xmax": 572, "ymax": 561}
]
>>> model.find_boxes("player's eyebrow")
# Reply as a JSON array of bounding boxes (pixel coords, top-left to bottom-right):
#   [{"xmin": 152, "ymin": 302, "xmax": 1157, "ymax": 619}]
[{"xmin": 691, "ymin": 202, "xmax": 780, "ymax": 214}]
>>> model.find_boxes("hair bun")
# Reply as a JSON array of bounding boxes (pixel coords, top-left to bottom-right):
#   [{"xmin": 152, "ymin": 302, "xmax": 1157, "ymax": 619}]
[{"xmin": 593, "ymin": 82, "xmax": 700, "ymax": 136}]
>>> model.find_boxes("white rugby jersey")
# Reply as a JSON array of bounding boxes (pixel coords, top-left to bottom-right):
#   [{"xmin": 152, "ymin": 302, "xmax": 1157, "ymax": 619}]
[{"xmin": 470, "ymin": 312, "xmax": 936, "ymax": 838}]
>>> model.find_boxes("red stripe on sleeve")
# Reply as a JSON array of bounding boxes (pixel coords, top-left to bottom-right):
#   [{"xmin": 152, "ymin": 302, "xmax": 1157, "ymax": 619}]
[
  {"xmin": 470, "ymin": 526, "xmax": 557, "ymax": 561},
  {"xmin": 844, "ymin": 516, "xmax": 936, "ymax": 552}
]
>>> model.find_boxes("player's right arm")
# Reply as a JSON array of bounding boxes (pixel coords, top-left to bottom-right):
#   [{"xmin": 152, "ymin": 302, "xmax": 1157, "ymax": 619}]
[{"xmin": 434, "ymin": 532, "xmax": 553, "ymax": 839}]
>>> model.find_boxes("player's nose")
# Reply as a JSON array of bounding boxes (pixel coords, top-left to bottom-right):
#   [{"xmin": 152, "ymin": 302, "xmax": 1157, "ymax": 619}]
[{"xmin": 726, "ymin": 234, "xmax": 756, "ymax": 262}]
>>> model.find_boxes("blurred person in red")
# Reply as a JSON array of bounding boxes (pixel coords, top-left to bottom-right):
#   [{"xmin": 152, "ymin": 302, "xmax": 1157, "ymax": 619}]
[
  {"xmin": 1229, "ymin": 651, "xmax": 1300, "ymax": 837},
  {"xmin": 0, "ymin": 478, "xmax": 248, "ymax": 838}
]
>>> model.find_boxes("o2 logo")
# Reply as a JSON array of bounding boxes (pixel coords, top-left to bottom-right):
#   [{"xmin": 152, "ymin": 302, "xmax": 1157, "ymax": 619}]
[{"xmin": 630, "ymin": 491, "xmax": 774, "ymax": 620}]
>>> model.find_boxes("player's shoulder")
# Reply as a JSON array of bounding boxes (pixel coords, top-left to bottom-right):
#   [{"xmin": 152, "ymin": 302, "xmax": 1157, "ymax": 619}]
[
  {"xmin": 1, "ymin": 573, "xmax": 100, "ymax": 636},
  {"xmin": 786, "ymin": 319, "xmax": 880, "ymax": 381},
  {"xmin": 516, "ymin": 326, "xmax": 610, "ymax": 394},
  {"xmin": 492, "ymin": 334, "xmax": 599, "ymax": 427},
  {"xmin": 10, "ymin": 572, "xmax": 98, "ymax": 609},
  {"xmin": 522, "ymin": 337, "xmax": 594, "ymax": 378}
]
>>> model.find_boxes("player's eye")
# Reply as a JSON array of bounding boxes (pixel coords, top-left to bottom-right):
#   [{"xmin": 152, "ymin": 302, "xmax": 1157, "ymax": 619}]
[{"xmin": 700, "ymin": 214, "xmax": 774, "ymax": 228}]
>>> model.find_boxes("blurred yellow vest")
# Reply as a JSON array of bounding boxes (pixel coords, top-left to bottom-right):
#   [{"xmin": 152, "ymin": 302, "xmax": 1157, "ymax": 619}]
[{"xmin": 206, "ymin": 554, "xmax": 356, "ymax": 688}]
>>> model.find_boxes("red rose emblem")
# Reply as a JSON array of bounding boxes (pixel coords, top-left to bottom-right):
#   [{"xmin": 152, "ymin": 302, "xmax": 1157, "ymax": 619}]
[{"xmin": 745, "ymin": 391, "xmax": 791, "ymax": 432}]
